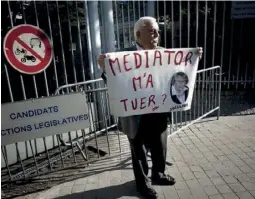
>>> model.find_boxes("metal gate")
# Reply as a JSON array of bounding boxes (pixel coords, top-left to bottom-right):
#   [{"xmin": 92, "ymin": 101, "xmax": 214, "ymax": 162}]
[{"xmin": 1, "ymin": 0, "xmax": 252, "ymax": 193}]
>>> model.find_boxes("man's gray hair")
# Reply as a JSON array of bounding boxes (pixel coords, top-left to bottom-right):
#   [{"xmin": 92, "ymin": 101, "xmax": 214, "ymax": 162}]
[{"xmin": 134, "ymin": 16, "xmax": 158, "ymax": 40}]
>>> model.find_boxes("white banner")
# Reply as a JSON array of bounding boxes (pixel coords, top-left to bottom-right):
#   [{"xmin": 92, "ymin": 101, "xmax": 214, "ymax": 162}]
[
  {"xmin": 1, "ymin": 92, "xmax": 90, "ymax": 145},
  {"xmin": 105, "ymin": 48, "xmax": 199, "ymax": 117}
]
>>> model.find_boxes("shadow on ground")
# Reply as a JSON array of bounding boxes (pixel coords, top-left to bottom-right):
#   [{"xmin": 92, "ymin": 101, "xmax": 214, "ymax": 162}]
[{"xmin": 55, "ymin": 181, "xmax": 142, "ymax": 199}]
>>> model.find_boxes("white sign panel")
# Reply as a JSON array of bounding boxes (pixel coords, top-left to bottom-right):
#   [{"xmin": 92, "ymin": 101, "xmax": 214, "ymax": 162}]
[
  {"xmin": 1, "ymin": 92, "xmax": 90, "ymax": 145},
  {"xmin": 105, "ymin": 48, "xmax": 199, "ymax": 117},
  {"xmin": 231, "ymin": 2, "xmax": 255, "ymax": 19}
]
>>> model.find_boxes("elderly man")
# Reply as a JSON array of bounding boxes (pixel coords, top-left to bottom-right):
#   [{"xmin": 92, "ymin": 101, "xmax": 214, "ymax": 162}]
[{"xmin": 98, "ymin": 16, "xmax": 202, "ymax": 199}]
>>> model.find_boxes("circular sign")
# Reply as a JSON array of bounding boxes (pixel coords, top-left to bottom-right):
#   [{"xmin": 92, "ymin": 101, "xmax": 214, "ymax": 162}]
[{"xmin": 3, "ymin": 24, "xmax": 53, "ymax": 75}]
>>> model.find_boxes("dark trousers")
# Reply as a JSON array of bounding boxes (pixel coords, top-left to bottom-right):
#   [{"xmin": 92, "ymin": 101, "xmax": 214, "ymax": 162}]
[{"xmin": 128, "ymin": 114, "xmax": 168, "ymax": 189}]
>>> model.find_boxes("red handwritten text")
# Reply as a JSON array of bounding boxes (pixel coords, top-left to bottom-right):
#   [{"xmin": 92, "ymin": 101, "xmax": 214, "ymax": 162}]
[{"xmin": 108, "ymin": 50, "xmax": 194, "ymax": 76}]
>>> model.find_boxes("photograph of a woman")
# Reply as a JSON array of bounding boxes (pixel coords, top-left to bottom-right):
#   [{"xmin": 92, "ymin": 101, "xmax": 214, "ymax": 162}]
[{"xmin": 170, "ymin": 72, "xmax": 189, "ymax": 104}]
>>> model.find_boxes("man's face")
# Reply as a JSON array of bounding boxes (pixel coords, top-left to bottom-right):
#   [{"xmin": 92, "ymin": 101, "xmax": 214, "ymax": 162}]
[
  {"xmin": 137, "ymin": 21, "xmax": 159, "ymax": 49},
  {"xmin": 174, "ymin": 75, "xmax": 186, "ymax": 92}
]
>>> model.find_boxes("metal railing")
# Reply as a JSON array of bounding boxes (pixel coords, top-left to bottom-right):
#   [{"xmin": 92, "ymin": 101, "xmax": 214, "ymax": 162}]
[{"xmin": 1, "ymin": 66, "xmax": 221, "ymax": 184}]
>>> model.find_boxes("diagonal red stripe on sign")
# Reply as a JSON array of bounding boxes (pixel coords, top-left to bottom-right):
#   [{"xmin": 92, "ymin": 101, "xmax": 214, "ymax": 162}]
[{"xmin": 16, "ymin": 37, "xmax": 43, "ymax": 61}]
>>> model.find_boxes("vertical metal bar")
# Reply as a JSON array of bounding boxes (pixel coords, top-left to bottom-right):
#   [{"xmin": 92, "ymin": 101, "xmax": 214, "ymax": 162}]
[
  {"xmin": 46, "ymin": 1, "xmax": 59, "ymax": 89},
  {"xmin": 56, "ymin": 1, "xmax": 68, "ymax": 86},
  {"xmin": 236, "ymin": 21, "xmax": 243, "ymax": 89},
  {"xmin": 83, "ymin": 1, "xmax": 93, "ymax": 81},
  {"xmin": 100, "ymin": 91, "xmax": 111, "ymax": 155},
  {"xmin": 66, "ymin": 1, "xmax": 78, "ymax": 85},
  {"xmin": 115, "ymin": 1, "xmax": 121, "ymax": 50},
  {"xmin": 68, "ymin": 132, "xmax": 77, "ymax": 163},
  {"xmin": 133, "ymin": 0, "xmax": 136, "ymax": 26},
  {"xmin": 164, "ymin": 0, "xmax": 167, "ymax": 48},
  {"xmin": 157, "ymin": 0, "xmax": 159, "ymax": 21},
  {"xmin": 43, "ymin": 137, "xmax": 52, "ymax": 170},
  {"xmin": 179, "ymin": 1, "xmax": 182, "ymax": 47},
  {"xmin": 220, "ymin": 1, "xmax": 226, "ymax": 84},
  {"xmin": 89, "ymin": 90, "xmax": 100, "ymax": 158},
  {"xmin": 46, "ymin": 1, "xmax": 60, "ymax": 148},
  {"xmin": 4, "ymin": 64, "xmax": 14, "ymax": 102},
  {"xmin": 227, "ymin": 20, "xmax": 234, "ymax": 89},
  {"xmin": 253, "ymin": 63, "xmax": 255, "ymax": 89},
  {"xmin": 187, "ymin": 0, "xmax": 191, "ymax": 123},
  {"xmin": 127, "ymin": 2, "xmax": 131, "ymax": 45},
  {"xmin": 57, "ymin": 135, "xmax": 65, "ymax": 167},
  {"xmin": 29, "ymin": 140, "xmax": 39, "ymax": 174},
  {"xmin": 217, "ymin": 67, "xmax": 222, "ymax": 120},
  {"xmin": 215, "ymin": 69, "xmax": 219, "ymax": 110},
  {"xmin": 171, "ymin": 0, "xmax": 175, "ymax": 127},
  {"xmin": 34, "ymin": 0, "xmax": 49, "ymax": 96},
  {"xmin": 201, "ymin": 1, "xmax": 208, "ymax": 115},
  {"xmin": 143, "ymin": 0, "xmax": 146, "ymax": 16},
  {"xmin": 195, "ymin": 0, "xmax": 199, "ymax": 46},
  {"xmin": 15, "ymin": 143, "xmax": 26, "ymax": 179},
  {"xmin": 121, "ymin": 4, "xmax": 125, "ymax": 48},
  {"xmin": 138, "ymin": 1, "xmax": 141, "ymax": 18},
  {"xmin": 197, "ymin": 73, "xmax": 201, "ymax": 117},
  {"xmin": 244, "ymin": 63, "xmax": 248, "ymax": 89},
  {"xmin": 171, "ymin": 0, "xmax": 174, "ymax": 48},
  {"xmin": 187, "ymin": 0, "xmax": 190, "ymax": 48},
  {"xmin": 211, "ymin": 2, "xmax": 217, "ymax": 111},
  {"xmin": 82, "ymin": 129, "xmax": 89, "ymax": 160},
  {"xmin": 1, "ymin": 146, "xmax": 12, "ymax": 180}
]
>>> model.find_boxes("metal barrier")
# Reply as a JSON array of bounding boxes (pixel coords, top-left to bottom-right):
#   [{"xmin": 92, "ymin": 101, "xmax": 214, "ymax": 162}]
[
  {"xmin": 169, "ymin": 65, "xmax": 222, "ymax": 137},
  {"xmin": 1, "ymin": 66, "xmax": 221, "ymax": 184}
]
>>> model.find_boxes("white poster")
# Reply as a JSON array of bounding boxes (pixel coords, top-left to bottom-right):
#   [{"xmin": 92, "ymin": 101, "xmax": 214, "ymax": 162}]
[
  {"xmin": 104, "ymin": 48, "xmax": 199, "ymax": 117},
  {"xmin": 1, "ymin": 92, "xmax": 90, "ymax": 145}
]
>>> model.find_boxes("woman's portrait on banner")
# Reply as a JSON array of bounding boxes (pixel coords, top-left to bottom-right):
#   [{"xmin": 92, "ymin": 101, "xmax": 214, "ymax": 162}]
[{"xmin": 170, "ymin": 72, "xmax": 189, "ymax": 104}]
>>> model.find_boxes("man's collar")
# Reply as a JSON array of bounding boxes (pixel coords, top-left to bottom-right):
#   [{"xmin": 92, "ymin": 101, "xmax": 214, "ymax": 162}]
[{"xmin": 136, "ymin": 43, "xmax": 144, "ymax": 51}]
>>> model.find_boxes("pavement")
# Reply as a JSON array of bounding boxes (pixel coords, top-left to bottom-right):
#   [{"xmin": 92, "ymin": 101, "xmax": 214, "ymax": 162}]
[{"xmin": 12, "ymin": 114, "xmax": 255, "ymax": 199}]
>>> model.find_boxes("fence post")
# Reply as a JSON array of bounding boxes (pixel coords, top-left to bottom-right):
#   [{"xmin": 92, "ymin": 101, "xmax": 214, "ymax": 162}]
[
  {"xmin": 101, "ymin": 1, "xmax": 116, "ymax": 53},
  {"xmin": 87, "ymin": 1, "xmax": 102, "ymax": 79},
  {"xmin": 101, "ymin": 1, "xmax": 116, "ymax": 126},
  {"xmin": 87, "ymin": 0, "xmax": 104, "ymax": 129},
  {"xmin": 146, "ymin": 1, "xmax": 155, "ymax": 17}
]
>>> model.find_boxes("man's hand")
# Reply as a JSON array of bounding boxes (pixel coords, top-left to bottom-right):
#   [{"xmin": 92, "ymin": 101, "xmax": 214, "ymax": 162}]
[
  {"xmin": 98, "ymin": 54, "xmax": 106, "ymax": 71},
  {"xmin": 196, "ymin": 47, "xmax": 203, "ymax": 60}
]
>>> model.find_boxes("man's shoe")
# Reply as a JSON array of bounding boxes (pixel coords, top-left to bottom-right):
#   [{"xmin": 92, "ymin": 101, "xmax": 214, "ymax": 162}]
[
  {"xmin": 137, "ymin": 186, "xmax": 158, "ymax": 199},
  {"xmin": 151, "ymin": 174, "xmax": 176, "ymax": 186}
]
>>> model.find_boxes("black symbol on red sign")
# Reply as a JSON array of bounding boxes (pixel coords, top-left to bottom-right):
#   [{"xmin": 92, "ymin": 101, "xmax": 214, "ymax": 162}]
[
  {"xmin": 15, "ymin": 48, "xmax": 27, "ymax": 55},
  {"xmin": 3, "ymin": 24, "xmax": 53, "ymax": 74},
  {"xmin": 21, "ymin": 55, "xmax": 36, "ymax": 63},
  {"xmin": 30, "ymin": 38, "xmax": 41, "ymax": 48}
]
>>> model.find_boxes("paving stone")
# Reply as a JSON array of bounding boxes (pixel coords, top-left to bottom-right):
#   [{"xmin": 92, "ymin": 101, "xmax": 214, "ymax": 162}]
[
  {"xmin": 228, "ymin": 183, "xmax": 246, "ymax": 193},
  {"xmin": 236, "ymin": 191, "xmax": 254, "ymax": 199},
  {"xmin": 222, "ymin": 192, "xmax": 239, "ymax": 199},
  {"xmin": 198, "ymin": 177, "xmax": 214, "ymax": 187},
  {"xmin": 210, "ymin": 177, "xmax": 226, "ymax": 186},
  {"xmin": 174, "ymin": 181, "xmax": 189, "ymax": 190},
  {"xmin": 204, "ymin": 186, "xmax": 219, "ymax": 196},
  {"xmin": 239, "ymin": 165, "xmax": 254, "ymax": 173},
  {"xmin": 182, "ymin": 172, "xmax": 196, "ymax": 180},
  {"xmin": 205, "ymin": 170, "xmax": 220, "ymax": 178},
  {"xmin": 189, "ymin": 187, "xmax": 208, "ymax": 199},
  {"xmin": 177, "ymin": 189, "xmax": 194, "ymax": 199},
  {"xmin": 241, "ymin": 182, "xmax": 255, "ymax": 191},
  {"xmin": 221, "ymin": 176, "xmax": 238, "ymax": 184},
  {"xmin": 215, "ymin": 185, "xmax": 233, "ymax": 194},
  {"xmin": 209, "ymin": 195, "xmax": 224, "ymax": 199}
]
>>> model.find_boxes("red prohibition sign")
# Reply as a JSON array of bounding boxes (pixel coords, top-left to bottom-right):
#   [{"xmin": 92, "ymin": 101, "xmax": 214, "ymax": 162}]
[{"xmin": 3, "ymin": 24, "xmax": 53, "ymax": 75}]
